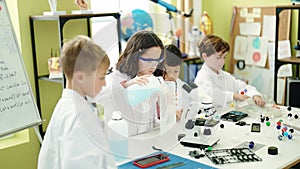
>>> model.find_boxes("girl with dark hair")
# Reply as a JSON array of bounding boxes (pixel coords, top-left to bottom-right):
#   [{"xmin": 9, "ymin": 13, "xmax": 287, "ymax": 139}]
[{"xmin": 96, "ymin": 30, "xmax": 170, "ymax": 136}]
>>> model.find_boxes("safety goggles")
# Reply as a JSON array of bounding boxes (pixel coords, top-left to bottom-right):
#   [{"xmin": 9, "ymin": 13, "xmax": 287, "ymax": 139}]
[{"xmin": 139, "ymin": 55, "xmax": 164, "ymax": 64}]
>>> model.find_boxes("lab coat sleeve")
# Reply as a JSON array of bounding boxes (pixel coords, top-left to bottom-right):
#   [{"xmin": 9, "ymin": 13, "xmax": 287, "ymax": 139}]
[
  {"xmin": 37, "ymin": 117, "xmax": 59, "ymax": 169},
  {"xmin": 228, "ymin": 72, "xmax": 261, "ymax": 98},
  {"xmin": 195, "ymin": 69, "xmax": 234, "ymax": 107}
]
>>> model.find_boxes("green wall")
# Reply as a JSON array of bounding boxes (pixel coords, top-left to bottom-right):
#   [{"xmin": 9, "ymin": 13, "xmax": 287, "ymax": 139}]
[
  {"xmin": 0, "ymin": 0, "xmax": 81, "ymax": 169},
  {"xmin": 0, "ymin": 0, "xmax": 297, "ymax": 169},
  {"xmin": 202, "ymin": 0, "xmax": 294, "ymax": 71}
]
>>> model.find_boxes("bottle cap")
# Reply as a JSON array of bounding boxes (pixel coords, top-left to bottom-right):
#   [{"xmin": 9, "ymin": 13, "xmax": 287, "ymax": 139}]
[{"xmin": 112, "ymin": 111, "xmax": 123, "ymax": 120}]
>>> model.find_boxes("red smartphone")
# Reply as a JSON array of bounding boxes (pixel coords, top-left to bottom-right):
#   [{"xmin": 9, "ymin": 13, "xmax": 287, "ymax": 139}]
[{"xmin": 133, "ymin": 153, "xmax": 169, "ymax": 168}]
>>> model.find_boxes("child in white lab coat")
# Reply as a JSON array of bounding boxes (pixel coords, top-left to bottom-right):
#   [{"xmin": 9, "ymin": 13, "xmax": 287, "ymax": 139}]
[
  {"xmin": 96, "ymin": 30, "xmax": 167, "ymax": 136},
  {"xmin": 38, "ymin": 35, "xmax": 116, "ymax": 169},
  {"xmin": 194, "ymin": 34, "xmax": 265, "ymax": 107},
  {"xmin": 155, "ymin": 44, "xmax": 212, "ymax": 121}
]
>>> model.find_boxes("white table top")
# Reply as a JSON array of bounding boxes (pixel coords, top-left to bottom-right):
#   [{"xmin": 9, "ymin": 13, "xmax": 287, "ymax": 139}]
[{"xmin": 119, "ymin": 106, "xmax": 300, "ymax": 169}]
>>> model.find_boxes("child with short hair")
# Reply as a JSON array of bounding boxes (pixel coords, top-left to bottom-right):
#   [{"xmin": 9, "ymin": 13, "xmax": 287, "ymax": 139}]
[
  {"xmin": 158, "ymin": 44, "xmax": 213, "ymax": 120},
  {"xmin": 194, "ymin": 34, "xmax": 265, "ymax": 107},
  {"xmin": 38, "ymin": 35, "xmax": 116, "ymax": 169}
]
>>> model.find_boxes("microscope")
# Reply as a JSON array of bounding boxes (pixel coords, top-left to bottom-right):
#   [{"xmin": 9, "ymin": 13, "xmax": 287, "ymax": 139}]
[{"xmin": 179, "ymin": 82, "xmax": 220, "ymax": 149}]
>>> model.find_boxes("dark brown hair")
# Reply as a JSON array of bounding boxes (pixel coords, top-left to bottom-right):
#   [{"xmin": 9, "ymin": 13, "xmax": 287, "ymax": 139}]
[
  {"xmin": 197, "ymin": 34, "xmax": 230, "ymax": 58},
  {"xmin": 116, "ymin": 30, "xmax": 164, "ymax": 78},
  {"xmin": 165, "ymin": 44, "xmax": 182, "ymax": 66},
  {"xmin": 154, "ymin": 44, "xmax": 182, "ymax": 77}
]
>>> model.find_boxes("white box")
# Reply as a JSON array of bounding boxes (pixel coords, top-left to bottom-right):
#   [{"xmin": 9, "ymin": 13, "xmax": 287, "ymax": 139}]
[
  {"xmin": 71, "ymin": 10, "xmax": 93, "ymax": 14},
  {"xmin": 43, "ymin": 11, "xmax": 66, "ymax": 16}
]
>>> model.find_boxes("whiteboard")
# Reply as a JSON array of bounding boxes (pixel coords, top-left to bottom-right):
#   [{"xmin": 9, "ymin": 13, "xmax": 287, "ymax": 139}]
[{"xmin": 0, "ymin": 0, "xmax": 41, "ymax": 137}]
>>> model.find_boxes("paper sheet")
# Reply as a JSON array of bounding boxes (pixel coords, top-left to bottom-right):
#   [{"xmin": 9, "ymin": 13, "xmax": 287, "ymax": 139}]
[
  {"xmin": 268, "ymin": 41, "xmax": 293, "ymax": 77},
  {"xmin": 262, "ymin": 15, "xmax": 276, "ymax": 41},
  {"xmin": 276, "ymin": 78, "xmax": 286, "ymax": 105},
  {"xmin": 245, "ymin": 36, "xmax": 268, "ymax": 67},
  {"xmin": 239, "ymin": 22, "xmax": 261, "ymax": 36},
  {"xmin": 233, "ymin": 36, "xmax": 248, "ymax": 60}
]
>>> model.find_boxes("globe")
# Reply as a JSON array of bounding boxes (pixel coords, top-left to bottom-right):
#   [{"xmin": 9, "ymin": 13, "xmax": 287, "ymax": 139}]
[{"xmin": 121, "ymin": 9, "xmax": 153, "ymax": 41}]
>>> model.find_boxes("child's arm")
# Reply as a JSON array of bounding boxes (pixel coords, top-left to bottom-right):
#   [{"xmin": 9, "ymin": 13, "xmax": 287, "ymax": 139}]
[
  {"xmin": 233, "ymin": 93, "xmax": 249, "ymax": 101},
  {"xmin": 230, "ymin": 75, "xmax": 265, "ymax": 107},
  {"xmin": 231, "ymin": 74, "xmax": 262, "ymax": 100},
  {"xmin": 121, "ymin": 75, "xmax": 151, "ymax": 88},
  {"xmin": 196, "ymin": 77, "xmax": 235, "ymax": 106},
  {"xmin": 176, "ymin": 109, "xmax": 183, "ymax": 121},
  {"xmin": 253, "ymin": 95, "xmax": 265, "ymax": 107},
  {"xmin": 236, "ymin": 82, "xmax": 265, "ymax": 107}
]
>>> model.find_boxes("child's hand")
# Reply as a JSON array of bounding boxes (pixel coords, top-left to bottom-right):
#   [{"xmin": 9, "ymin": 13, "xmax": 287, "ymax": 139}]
[
  {"xmin": 176, "ymin": 109, "xmax": 183, "ymax": 121},
  {"xmin": 234, "ymin": 93, "xmax": 249, "ymax": 101},
  {"xmin": 123, "ymin": 75, "xmax": 150, "ymax": 88},
  {"xmin": 253, "ymin": 95, "xmax": 265, "ymax": 107}
]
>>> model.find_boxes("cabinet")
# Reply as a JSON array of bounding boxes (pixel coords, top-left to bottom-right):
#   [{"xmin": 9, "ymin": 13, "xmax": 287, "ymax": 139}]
[
  {"xmin": 29, "ymin": 13, "xmax": 121, "ymax": 135},
  {"xmin": 274, "ymin": 5, "xmax": 300, "ymax": 104}
]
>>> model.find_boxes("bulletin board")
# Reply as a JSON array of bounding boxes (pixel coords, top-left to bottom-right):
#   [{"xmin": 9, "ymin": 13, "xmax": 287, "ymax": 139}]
[{"xmin": 229, "ymin": 5, "xmax": 291, "ymax": 73}]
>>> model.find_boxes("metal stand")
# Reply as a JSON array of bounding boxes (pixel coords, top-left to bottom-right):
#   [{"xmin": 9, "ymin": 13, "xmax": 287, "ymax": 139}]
[{"xmin": 33, "ymin": 126, "xmax": 43, "ymax": 144}]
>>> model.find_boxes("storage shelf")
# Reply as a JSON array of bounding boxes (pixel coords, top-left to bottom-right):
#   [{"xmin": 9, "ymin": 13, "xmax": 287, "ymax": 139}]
[
  {"xmin": 30, "ymin": 13, "xmax": 120, "ymax": 21},
  {"xmin": 29, "ymin": 12, "xmax": 121, "ymax": 136},
  {"xmin": 274, "ymin": 4, "xmax": 300, "ymax": 104},
  {"xmin": 278, "ymin": 57, "xmax": 300, "ymax": 64},
  {"xmin": 182, "ymin": 55, "xmax": 202, "ymax": 62},
  {"xmin": 38, "ymin": 75, "xmax": 62, "ymax": 84},
  {"xmin": 276, "ymin": 4, "xmax": 300, "ymax": 10}
]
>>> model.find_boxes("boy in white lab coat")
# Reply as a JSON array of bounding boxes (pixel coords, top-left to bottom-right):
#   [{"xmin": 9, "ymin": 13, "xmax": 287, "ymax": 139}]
[
  {"xmin": 155, "ymin": 44, "xmax": 212, "ymax": 121},
  {"xmin": 194, "ymin": 34, "xmax": 265, "ymax": 107},
  {"xmin": 38, "ymin": 35, "xmax": 116, "ymax": 169}
]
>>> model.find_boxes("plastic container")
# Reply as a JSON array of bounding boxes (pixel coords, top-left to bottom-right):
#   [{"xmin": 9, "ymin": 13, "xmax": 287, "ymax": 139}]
[
  {"xmin": 107, "ymin": 111, "xmax": 128, "ymax": 162},
  {"xmin": 126, "ymin": 75, "xmax": 161, "ymax": 106},
  {"xmin": 200, "ymin": 11, "xmax": 213, "ymax": 35}
]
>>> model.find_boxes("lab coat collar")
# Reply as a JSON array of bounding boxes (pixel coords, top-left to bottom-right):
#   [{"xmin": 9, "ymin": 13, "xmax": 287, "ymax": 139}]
[{"xmin": 203, "ymin": 63, "xmax": 224, "ymax": 78}]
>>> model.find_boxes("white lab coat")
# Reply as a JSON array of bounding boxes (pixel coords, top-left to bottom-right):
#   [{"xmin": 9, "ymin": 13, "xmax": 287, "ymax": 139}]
[
  {"xmin": 94, "ymin": 70, "xmax": 130, "ymax": 122},
  {"xmin": 94, "ymin": 71, "xmax": 165, "ymax": 136},
  {"xmin": 38, "ymin": 89, "xmax": 116, "ymax": 169},
  {"xmin": 194, "ymin": 63, "xmax": 261, "ymax": 107}
]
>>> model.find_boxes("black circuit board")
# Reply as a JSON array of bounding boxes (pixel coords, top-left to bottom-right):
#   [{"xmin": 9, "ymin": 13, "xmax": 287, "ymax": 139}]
[{"xmin": 205, "ymin": 147, "xmax": 262, "ymax": 164}]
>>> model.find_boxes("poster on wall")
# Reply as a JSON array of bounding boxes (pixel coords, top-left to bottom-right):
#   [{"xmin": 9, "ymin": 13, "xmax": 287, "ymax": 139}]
[
  {"xmin": 245, "ymin": 36, "xmax": 268, "ymax": 67},
  {"xmin": 233, "ymin": 36, "xmax": 248, "ymax": 60},
  {"xmin": 239, "ymin": 22, "xmax": 261, "ymax": 36},
  {"xmin": 275, "ymin": 40, "xmax": 291, "ymax": 59},
  {"xmin": 262, "ymin": 15, "xmax": 276, "ymax": 41}
]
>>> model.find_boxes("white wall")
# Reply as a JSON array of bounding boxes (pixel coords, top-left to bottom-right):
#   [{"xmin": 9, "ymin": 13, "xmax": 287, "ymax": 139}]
[{"xmin": 89, "ymin": 0, "xmax": 202, "ymax": 68}]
